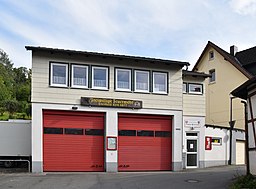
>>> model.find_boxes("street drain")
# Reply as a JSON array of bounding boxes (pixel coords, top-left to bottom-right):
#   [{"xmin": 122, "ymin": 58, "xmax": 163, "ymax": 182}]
[{"xmin": 185, "ymin": 179, "xmax": 200, "ymax": 183}]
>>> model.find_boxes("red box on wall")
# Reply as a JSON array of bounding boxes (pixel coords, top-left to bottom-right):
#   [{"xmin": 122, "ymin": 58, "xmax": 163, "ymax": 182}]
[{"xmin": 205, "ymin": 136, "xmax": 212, "ymax": 150}]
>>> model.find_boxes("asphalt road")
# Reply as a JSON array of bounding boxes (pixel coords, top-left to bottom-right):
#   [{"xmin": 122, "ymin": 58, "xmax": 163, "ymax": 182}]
[{"xmin": 0, "ymin": 165, "xmax": 245, "ymax": 189}]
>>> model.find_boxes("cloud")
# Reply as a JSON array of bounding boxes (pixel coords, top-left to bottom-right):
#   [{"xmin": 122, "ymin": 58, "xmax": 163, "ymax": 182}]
[
  {"xmin": 229, "ymin": 0, "xmax": 256, "ymax": 16},
  {"xmin": 0, "ymin": 0, "xmax": 256, "ymax": 69},
  {"xmin": 0, "ymin": 34, "xmax": 31, "ymax": 68}
]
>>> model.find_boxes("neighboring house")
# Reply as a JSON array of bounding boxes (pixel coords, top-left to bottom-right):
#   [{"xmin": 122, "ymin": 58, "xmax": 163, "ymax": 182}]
[
  {"xmin": 193, "ymin": 41, "xmax": 255, "ymax": 165},
  {"xmin": 193, "ymin": 41, "xmax": 253, "ymax": 130},
  {"xmin": 26, "ymin": 46, "xmax": 189, "ymax": 173},
  {"xmin": 232, "ymin": 76, "xmax": 256, "ymax": 175}
]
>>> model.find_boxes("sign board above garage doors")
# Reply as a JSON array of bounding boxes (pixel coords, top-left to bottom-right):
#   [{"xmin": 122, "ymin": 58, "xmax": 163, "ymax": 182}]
[{"xmin": 81, "ymin": 97, "xmax": 142, "ymax": 109}]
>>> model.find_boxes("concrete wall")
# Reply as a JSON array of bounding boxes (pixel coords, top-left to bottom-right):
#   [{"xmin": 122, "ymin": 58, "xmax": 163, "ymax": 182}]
[
  {"xmin": 195, "ymin": 47, "xmax": 248, "ymax": 129},
  {"xmin": 203, "ymin": 127, "xmax": 245, "ymax": 167},
  {"xmin": 183, "ymin": 120, "xmax": 245, "ymax": 169},
  {"xmin": 0, "ymin": 120, "xmax": 31, "ymax": 157},
  {"xmin": 203, "ymin": 127, "xmax": 229, "ymax": 167}
]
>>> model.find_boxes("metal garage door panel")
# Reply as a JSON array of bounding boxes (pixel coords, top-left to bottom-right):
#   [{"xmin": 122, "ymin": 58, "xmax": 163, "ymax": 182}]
[
  {"xmin": 43, "ymin": 110, "xmax": 104, "ymax": 172},
  {"xmin": 118, "ymin": 114, "xmax": 172, "ymax": 171},
  {"xmin": 43, "ymin": 110, "xmax": 103, "ymax": 129}
]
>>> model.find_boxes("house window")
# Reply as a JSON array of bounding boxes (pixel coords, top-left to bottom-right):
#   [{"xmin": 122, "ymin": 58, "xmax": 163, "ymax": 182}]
[
  {"xmin": 188, "ymin": 83, "xmax": 203, "ymax": 94},
  {"xmin": 134, "ymin": 70, "xmax": 150, "ymax": 92},
  {"xmin": 153, "ymin": 72, "xmax": 168, "ymax": 94},
  {"xmin": 50, "ymin": 63, "xmax": 68, "ymax": 87},
  {"xmin": 92, "ymin": 66, "xmax": 108, "ymax": 90},
  {"xmin": 71, "ymin": 65, "xmax": 88, "ymax": 88},
  {"xmin": 209, "ymin": 51, "xmax": 214, "ymax": 60},
  {"xmin": 183, "ymin": 83, "xmax": 187, "ymax": 93},
  {"xmin": 209, "ymin": 69, "xmax": 216, "ymax": 83},
  {"xmin": 115, "ymin": 68, "xmax": 131, "ymax": 91}
]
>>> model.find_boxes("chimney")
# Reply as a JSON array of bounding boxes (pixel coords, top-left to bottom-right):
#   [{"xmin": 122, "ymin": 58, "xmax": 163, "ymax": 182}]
[{"xmin": 230, "ymin": 45, "xmax": 238, "ymax": 56}]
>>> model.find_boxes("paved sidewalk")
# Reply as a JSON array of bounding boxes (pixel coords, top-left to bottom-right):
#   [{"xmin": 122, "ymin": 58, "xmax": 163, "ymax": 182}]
[{"xmin": 0, "ymin": 165, "xmax": 245, "ymax": 189}]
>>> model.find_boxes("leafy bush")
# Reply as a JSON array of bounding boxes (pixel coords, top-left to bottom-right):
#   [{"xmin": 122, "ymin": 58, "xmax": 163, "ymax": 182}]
[{"xmin": 230, "ymin": 174, "xmax": 256, "ymax": 189}]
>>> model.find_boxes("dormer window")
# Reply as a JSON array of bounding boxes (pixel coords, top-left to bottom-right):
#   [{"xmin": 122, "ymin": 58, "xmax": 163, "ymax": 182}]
[
  {"xmin": 209, "ymin": 69, "xmax": 216, "ymax": 83},
  {"xmin": 209, "ymin": 51, "xmax": 214, "ymax": 60}
]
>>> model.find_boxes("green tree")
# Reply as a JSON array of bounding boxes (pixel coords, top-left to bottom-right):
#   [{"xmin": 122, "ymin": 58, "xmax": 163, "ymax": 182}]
[
  {"xmin": 0, "ymin": 49, "xmax": 14, "ymax": 100},
  {"xmin": 0, "ymin": 49, "xmax": 13, "ymax": 73},
  {"xmin": 0, "ymin": 49, "xmax": 31, "ymax": 119},
  {"xmin": 0, "ymin": 77, "xmax": 11, "ymax": 101},
  {"xmin": 2, "ymin": 99, "xmax": 20, "ymax": 118},
  {"xmin": 0, "ymin": 101, "xmax": 5, "ymax": 116},
  {"xmin": 13, "ymin": 67, "xmax": 29, "ymax": 84},
  {"xmin": 15, "ymin": 84, "xmax": 30, "ymax": 102}
]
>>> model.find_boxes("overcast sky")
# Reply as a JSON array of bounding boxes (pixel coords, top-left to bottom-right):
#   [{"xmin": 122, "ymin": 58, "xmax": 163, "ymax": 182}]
[{"xmin": 1, "ymin": 0, "xmax": 256, "ymax": 69}]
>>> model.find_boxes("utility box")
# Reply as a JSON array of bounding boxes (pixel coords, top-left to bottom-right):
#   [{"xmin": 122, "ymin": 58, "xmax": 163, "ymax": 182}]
[{"xmin": 0, "ymin": 120, "xmax": 31, "ymax": 158}]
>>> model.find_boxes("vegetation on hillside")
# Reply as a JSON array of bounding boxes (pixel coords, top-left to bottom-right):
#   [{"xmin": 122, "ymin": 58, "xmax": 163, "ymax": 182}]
[{"xmin": 0, "ymin": 49, "xmax": 31, "ymax": 120}]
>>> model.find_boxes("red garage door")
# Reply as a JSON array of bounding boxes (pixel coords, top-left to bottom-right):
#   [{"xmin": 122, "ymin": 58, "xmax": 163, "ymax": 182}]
[
  {"xmin": 43, "ymin": 110, "xmax": 104, "ymax": 172},
  {"xmin": 118, "ymin": 114, "xmax": 172, "ymax": 171}
]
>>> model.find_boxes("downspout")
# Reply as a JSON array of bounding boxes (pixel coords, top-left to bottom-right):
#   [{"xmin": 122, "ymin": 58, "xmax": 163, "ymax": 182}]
[
  {"xmin": 229, "ymin": 95, "xmax": 236, "ymax": 165},
  {"xmin": 241, "ymin": 100, "xmax": 250, "ymax": 175}
]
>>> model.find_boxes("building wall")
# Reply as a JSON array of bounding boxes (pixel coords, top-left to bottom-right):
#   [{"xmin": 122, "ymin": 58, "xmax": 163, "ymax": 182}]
[
  {"xmin": 183, "ymin": 76, "xmax": 206, "ymax": 116},
  {"xmin": 203, "ymin": 127, "xmax": 244, "ymax": 167},
  {"xmin": 195, "ymin": 47, "xmax": 248, "ymax": 129},
  {"xmin": 203, "ymin": 127, "xmax": 229, "ymax": 167},
  {"xmin": 31, "ymin": 51, "xmax": 183, "ymax": 110}
]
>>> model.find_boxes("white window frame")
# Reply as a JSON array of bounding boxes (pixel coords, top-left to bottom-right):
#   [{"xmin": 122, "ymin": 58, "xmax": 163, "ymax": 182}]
[
  {"xmin": 50, "ymin": 63, "xmax": 68, "ymax": 87},
  {"xmin": 115, "ymin": 68, "xmax": 131, "ymax": 91},
  {"xmin": 188, "ymin": 83, "xmax": 203, "ymax": 95},
  {"xmin": 92, "ymin": 66, "xmax": 108, "ymax": 90},
  {"xmin": 209, "ymin": 69, "xmax": 216, "ymax": 83},
  {"xmin": 134, "ymin": 70, "xmax": 150, "ymax": 93},
  {"xmin": 152, "ymin": 72, "xmax": 168, "ymax": 94},
  {"xmin": 183, "ymin": 83, "xmax": 187, "ymax": 93},
  {"xmin": 71, "ymin": 64, "xmax": 88, "ymax": 89}
]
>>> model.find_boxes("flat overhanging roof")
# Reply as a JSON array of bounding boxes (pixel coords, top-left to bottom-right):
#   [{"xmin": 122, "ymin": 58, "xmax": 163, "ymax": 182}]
[{"xmin": 25, "ymin": 46, "xmax": 190, "ymax": 67}]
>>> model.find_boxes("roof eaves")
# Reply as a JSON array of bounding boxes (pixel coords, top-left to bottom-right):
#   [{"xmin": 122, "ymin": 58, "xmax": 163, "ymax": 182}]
[
  {"xmin": 182, "ymin": 70, "xmax": 211, "ymax": 78},
  {"xmin": 25, "ymin": 46, "xmax": 190, "ymax": 66},
  {"xmin": 193, "ymin": 41, "xmax": 252, "ymax": 79},
  {"xmin": 231, "ymin": 76, "xmax": 256, "ymax": 100},
  {"xmin": 192, "ymin": 41, "xmax": 211, "ymax": 71}
]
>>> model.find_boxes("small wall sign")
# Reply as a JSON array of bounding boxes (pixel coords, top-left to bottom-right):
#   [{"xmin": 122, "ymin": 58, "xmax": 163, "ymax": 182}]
[
  {"xmin": 212, "ymin": 137, "xmax": 222, "ymax": 145},
  {"xmin": 184, "ymin": 120, "xmax": 201, "ymax": 128},
  {"xmin": 107, "ymin": 137, "xmax": 117, "ymax": 150}
]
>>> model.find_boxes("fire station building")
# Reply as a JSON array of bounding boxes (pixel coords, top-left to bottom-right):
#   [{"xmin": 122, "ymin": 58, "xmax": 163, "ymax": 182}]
[{"xmin": 26, "ymin": 46, "xmax": 190, "ymax": 172}]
